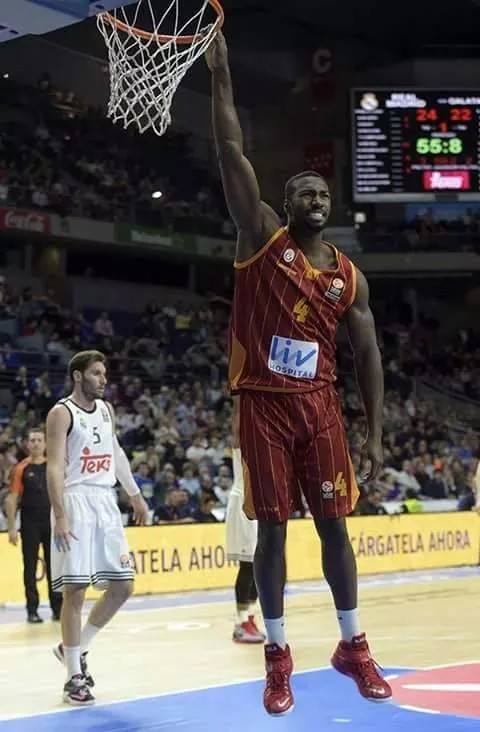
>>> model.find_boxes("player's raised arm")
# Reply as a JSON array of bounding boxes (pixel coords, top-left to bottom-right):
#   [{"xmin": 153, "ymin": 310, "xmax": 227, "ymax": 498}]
[
  {"xmin": 205, "ymin": 31, "xmax": 279, "ymax": 258},
  {"xmin": 344, "ymin": 269, "xmax": 384, "ymax": 481},
  {"xmin": 46, "ymin": 404, "xmax": 77, "ymax": 551}
]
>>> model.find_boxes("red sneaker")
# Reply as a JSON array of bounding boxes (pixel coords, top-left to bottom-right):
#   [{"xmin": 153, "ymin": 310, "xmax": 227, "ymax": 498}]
[
  {"xmin": 263, "ymin": 643, "xmax": 294, "ymax": 716},
  {"xmin": 233, "ymin": 621, "xmax": 265, "ymax": 644},
  {"xmin": 247, "ymin": 615, "xmax": 266, "ymax": 641},
  {"xmin": 331, "ymin": 633, "xmax": 392, "ymax": 702}
]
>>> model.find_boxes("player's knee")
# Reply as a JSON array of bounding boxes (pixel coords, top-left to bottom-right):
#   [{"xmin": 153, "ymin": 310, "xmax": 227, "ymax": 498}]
[
  {"xmin": 109, "ymin": 580, "xmax": 134, "ymax": 603},
  {"xmin": 315, "ymin": 517, "xmax": 349, "ymax": 545},
  {"xmin": 63, "ymin": 585, "xmax": 87, "ymax": 610},
  {"xmin": 256, "ymin": 521, "xmax": 287, "ymax": 555}
]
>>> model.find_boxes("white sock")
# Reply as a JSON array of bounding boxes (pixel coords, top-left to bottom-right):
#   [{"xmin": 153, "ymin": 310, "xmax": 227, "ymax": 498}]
[
  {"xmin": 264, "ymin": 617, "xmax": 286, "ymax": 649},
  {"xmin": 63, "ymin": 645, "xmax": 81, "ymax": 680},
  {"xmin": 80, "ymin": 622, "xmax": 101, "ymax": 653},
  {"xmin": 336, "ymin": 608, "xmax": 361, "ymax": 642},
  {"xmin": 237, "ymin": 608, "xmax": 249, "ymax": 624}
]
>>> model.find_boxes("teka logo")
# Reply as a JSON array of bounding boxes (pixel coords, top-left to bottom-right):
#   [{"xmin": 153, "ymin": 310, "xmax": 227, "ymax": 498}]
[
  {"xmin": 423, "ymin": 171, "xmax": 470, "ymax": 190},
  {"xmin": 268, "ymin": 335, "xmax": 319, "ymax": 379},
  {"xmin": 80, "ymin": 446, "xmax": 112, "ymax": 474}
]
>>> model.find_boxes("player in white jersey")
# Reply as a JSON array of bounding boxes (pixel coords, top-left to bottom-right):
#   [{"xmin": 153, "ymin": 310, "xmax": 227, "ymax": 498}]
[
  {"xmin": 46, "ymin": 350, "xmax": 148, "ymax": 706},
  {"xmin": 226, "ymin": 396, "xmax": 265, "ymax": 643}
]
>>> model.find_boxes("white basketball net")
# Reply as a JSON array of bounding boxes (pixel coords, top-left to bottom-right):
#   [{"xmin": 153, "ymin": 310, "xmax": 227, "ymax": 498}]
[{"xmin": 97, "ymin": 0, "xmax": 220, "ymax": 136}]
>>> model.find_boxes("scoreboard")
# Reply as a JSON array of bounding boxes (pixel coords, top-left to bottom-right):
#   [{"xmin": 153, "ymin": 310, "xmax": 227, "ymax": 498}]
[{"xmin": 352, "ymin": 89, "xmax": 480, "ymax": 202}]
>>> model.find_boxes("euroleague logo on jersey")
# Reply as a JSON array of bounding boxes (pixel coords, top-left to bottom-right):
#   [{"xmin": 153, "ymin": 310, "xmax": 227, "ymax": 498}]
[
  {"xmin": 326, "ymin": 277, "xmax": 345, "ymax": 302},
  {"xmin": 283, "ymin": 248, "xmax": 296, "ymax": 263},
  {"xmin": 321, "ymin": 481, "xmax": 334, "ymax": 499}
]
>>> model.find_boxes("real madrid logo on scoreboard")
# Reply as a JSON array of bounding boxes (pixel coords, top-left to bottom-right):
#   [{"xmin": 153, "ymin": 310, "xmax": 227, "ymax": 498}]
[{"xmin": 351, "ymin": 88, "xmax": 480, "ymax": 202}]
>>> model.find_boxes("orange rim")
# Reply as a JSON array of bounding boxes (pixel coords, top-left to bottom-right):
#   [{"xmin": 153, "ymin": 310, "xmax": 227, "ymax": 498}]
[{"xmin": 102, "ymin": 0, "xmax": 224, "ymax": 44}]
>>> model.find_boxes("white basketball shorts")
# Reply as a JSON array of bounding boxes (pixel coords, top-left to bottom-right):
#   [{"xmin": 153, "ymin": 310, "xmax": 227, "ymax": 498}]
[
  {"xmin": 51, "ymin": 486, "xmax": 134, "ymax": 592},
  {"xmin": 225, "ymin": 490, "xmax": 258, "ymax": 563}
]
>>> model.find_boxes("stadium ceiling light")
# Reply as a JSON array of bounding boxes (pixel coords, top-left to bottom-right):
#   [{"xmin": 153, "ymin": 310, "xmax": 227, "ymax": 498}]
[{"xmin": 152, "ymin": 190, "xmax": 163, "ymax": 199}]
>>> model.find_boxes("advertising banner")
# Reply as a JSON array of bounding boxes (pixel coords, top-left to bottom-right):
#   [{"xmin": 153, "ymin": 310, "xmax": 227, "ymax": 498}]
[
  {"xmin": 0, "ymin": 207, "xmax": 50, "ymax": 234},
  {"xmin": 0, "ymin": 514, "xmax": 478, "ymax": 605}
]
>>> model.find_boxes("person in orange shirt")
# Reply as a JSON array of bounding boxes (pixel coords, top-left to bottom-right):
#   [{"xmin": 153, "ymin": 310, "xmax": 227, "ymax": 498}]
[{"xmin": 5, "ymin": 428, "xmax": 62, "ymax": 623}]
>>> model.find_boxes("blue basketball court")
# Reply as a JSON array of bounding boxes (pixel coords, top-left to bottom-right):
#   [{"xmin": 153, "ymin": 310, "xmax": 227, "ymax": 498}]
[{"xmin": 1, "ymin": 665, "xmax": 479, "ymax": 732}]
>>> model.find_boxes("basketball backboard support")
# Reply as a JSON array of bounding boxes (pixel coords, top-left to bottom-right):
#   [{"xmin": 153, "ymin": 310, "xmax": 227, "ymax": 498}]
[{"xmin": 0, "ymin": 0, "xmax": 136, "ymax": 43}]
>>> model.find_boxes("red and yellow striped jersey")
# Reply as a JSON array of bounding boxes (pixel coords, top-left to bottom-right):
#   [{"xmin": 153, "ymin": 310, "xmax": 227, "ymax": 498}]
[{"xmin": 229, "ymin": 227, "xmax": 357, "ymax": 393}]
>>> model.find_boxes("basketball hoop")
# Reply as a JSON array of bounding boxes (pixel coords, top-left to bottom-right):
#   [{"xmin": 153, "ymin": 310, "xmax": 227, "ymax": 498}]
[{"xmin": 97, "ymin": 0, "xmax": 224, "ymax": 136}]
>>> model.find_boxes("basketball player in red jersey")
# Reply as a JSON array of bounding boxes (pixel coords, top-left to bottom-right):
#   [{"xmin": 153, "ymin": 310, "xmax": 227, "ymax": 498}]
[{"xmin": 206, "ymin": 32, "xmax": 392, "ymax": 716}]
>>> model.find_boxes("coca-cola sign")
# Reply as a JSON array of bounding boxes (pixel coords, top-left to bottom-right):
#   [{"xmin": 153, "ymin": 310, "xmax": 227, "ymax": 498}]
[{"xmin": 0, "ymin": 208, "xmax": 51, "ymax": 234}]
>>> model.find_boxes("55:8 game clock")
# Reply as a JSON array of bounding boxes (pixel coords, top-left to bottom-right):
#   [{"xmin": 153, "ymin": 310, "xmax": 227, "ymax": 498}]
[{"xmin": 352, "ymin": 89, "xmax": 480, "ymax": 201}]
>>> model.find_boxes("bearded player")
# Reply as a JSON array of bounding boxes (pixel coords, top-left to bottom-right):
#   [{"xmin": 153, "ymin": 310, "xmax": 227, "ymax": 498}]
[
  {"xmin": 47, "ymin": 350, "xmax": 148, "ymax": 705},
  {"xmin": 206, "ymin": 33, "xmax": 392, "ymax": 716}
]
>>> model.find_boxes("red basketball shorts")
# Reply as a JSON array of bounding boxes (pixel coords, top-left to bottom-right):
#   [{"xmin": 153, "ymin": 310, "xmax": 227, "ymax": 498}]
[{"xmin": 239, "ymin": 387, "xmax": 360, "ymax": 522}]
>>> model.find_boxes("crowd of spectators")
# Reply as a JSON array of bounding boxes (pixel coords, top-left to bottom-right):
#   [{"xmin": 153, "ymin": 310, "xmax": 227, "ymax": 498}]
[
  {"xmin": 0, "ymin": 270, "xmax": 478, "ymax": 528},
  {"xmin": 0, "ymin": 73, "xmax": 232, "ymax": 238},
  {"xmin": 358, "ymin": 208, "xmax": 480, "ymax": 253},
  {"xmin": 347, "ymin": 319, "xmax": 480, "ymax": 513},
  {"xmin": 5, "ymin": 75, "xmax": 480, "ymax": 252}
]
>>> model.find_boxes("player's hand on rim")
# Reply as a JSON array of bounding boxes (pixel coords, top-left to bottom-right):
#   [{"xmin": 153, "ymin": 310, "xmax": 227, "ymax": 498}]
[
  {"xmin": 130, "ymin": 494, "xmax": 149, "ymax": 526},
  {"xmin": 361, "ymin": 435, "xmax": 383, "ymax": 482},
  {"xmin": 54, "ymin": 516, "xmax": 78, "ymax": 552}
]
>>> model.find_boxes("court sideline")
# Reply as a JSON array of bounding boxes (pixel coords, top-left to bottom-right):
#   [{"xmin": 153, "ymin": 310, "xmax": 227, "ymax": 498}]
[{"xmin": 0, "ymin": 567, "xmax": 479, "ymax": 730}]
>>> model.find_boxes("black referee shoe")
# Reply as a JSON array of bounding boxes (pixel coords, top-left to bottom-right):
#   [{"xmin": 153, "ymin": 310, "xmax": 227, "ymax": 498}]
[{"xmin": 27, "ymin": 612, "xmax": 43, "ymax": 624}]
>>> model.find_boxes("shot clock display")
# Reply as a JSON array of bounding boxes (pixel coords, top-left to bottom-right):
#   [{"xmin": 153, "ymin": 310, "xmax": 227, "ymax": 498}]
[{"xmin": 352, "ymin": 89, "xmax": 480, "ymax": 201}]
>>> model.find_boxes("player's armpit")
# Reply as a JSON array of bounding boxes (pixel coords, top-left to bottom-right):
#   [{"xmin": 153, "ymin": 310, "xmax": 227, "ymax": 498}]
[{"xmin": 236, "ymin": 202, "xmax": 281, "ymax": 263}]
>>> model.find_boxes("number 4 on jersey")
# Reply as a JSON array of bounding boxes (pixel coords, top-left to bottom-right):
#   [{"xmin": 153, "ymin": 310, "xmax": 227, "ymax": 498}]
[{"xmin": 293, "ymin": 297, "xmax": 310, "ymax": 323}]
